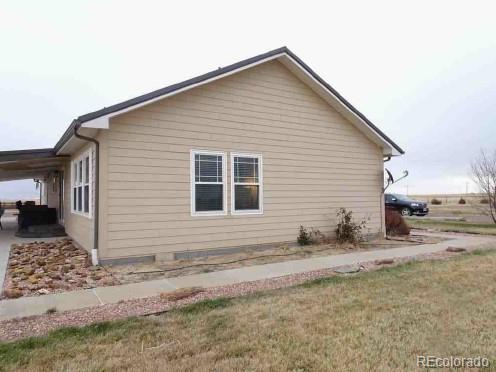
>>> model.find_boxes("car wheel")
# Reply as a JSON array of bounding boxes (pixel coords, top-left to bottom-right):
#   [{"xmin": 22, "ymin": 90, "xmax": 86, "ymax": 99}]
[{"xmin": 401, "ymin": 207, "xmax": 412, "ymax": 216}]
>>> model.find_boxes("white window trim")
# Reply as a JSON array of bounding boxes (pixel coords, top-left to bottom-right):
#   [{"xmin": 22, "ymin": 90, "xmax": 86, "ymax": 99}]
[
  {"xmin": 231, "ymin": 152, "xmax": 263, "ymax": 215},
  {"xmin": 190, "ymin": 149, "xmax": 227, "ymax": 217},
  {"xmin": 71, "ymin": 149, "xmax": 93, "ymax": 219}
]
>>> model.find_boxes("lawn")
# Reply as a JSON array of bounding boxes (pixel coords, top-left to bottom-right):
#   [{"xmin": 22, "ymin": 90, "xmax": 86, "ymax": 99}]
[
  {"xmin": 1, "ymin": 251, "xmax": 496, "ymax": 371},
  {"xmin": 407, "ymin": 218, "xmax": 496, "ymax": 235}
]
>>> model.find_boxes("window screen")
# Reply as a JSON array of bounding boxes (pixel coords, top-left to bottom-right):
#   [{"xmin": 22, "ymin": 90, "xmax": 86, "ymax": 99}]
[{"xmin": 192, "ymin": 152, "xmax": 225, "ymax": 214}]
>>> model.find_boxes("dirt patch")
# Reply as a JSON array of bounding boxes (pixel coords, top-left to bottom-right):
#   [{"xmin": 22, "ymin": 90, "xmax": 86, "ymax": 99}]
[
  {"xmin": 2, "ymin": 239, "xmax": 120, "ymax": 299},
  {"xmin": 160, "ymin": 287, "xmax": 205, "ymax": 302},
  {"xmin": 108, "ymin": 234, "xmax": 443, "ymax": 284}
]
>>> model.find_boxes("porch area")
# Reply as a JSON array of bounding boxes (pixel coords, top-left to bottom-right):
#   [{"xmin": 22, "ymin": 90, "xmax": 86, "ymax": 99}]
[{"xmin": 0, "ymin": 148, "xmax": 67, "ymax": 238}]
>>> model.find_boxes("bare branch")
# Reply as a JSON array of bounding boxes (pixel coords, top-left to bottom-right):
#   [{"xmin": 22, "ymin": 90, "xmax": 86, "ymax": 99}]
[{"xmin": 471, "ymin": 149, "xmax": 496, "ymax": 224}]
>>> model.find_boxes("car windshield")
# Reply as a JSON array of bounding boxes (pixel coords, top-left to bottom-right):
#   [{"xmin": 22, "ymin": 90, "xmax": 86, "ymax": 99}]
[{"xmin": 393, "ymin": 194, "xmax": 415, "ymax": 202}]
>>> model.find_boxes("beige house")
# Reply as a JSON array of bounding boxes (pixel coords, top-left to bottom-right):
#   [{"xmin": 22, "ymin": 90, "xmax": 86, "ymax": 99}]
[{"xmin": 0, "ymin": 47, "xmax": 403, "ymax": 265}]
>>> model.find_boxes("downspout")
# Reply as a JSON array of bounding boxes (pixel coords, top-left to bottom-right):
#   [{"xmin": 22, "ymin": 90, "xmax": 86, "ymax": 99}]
[
  {"xmin": 380, "ymin": 156, "xmax": 392, "ymax": 236},
  {"xmin": 74, "ymin": 121, "xmax": 100, "ymax": 265}
]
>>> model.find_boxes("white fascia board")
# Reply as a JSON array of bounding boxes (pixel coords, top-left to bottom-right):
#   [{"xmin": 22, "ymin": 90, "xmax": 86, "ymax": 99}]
[{"xmin": 81, "ymin": 116, "xmax": 109, "ymax": 129}]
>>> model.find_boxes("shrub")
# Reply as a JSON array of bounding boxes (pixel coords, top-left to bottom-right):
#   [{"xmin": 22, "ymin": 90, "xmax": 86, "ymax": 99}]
[
  {"xmin": 309, "ymin": 228, "xmax": 331, "ymax": 244},
  {"xmin": 297, "ymin": 226, "xmax": 312, "ymax": 246},
  {"xmin": 335, "ymin": 208, "xmax": 366, "ymax": 245},
  {"xmin": 458, "ymin": 198, "xmax": 466, "ymax": 204},
  {"xmin": 480, "ymin": 198, "xmax": 489, "ymax": 204},
  {"xmin": 431, "ymin": 198, "xmax": 442, "ymax": 205},
  {"xmin": 297, "ymin": 226, "xmax": 330, "ymax": 246},
  {"xmin": 385, "ymin": 209, "xmax": 410, "ymax": 236}
]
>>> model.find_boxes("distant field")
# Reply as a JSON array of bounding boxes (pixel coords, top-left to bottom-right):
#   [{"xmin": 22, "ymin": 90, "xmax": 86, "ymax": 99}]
[
  {"xmin": 408, "ymin": 194, "xmax": 493, "ymax": 223},
  {"xmin": 0, "ymin": 199, "xmax": 40, "ymax": 209},
  {"xmin": 406, "ymin": 218, "xmax": 496, "ymax": 235},
  {"xmin": 410, "ymin": 193, "xmax": 485, "ymax": 205}
]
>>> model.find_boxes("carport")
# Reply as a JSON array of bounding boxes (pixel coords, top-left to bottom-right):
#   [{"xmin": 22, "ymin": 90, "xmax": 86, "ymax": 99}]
[{"xmin": 0, "ymin": 148, "xmax": 67, "ymax": 235}]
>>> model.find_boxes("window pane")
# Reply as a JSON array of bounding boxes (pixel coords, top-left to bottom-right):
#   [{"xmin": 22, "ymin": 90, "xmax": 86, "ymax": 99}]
[
  {"xmin": 78, "ymin": 186, "xmax": 82, "ymax": 211},
  {"xmin": 84, "ymin": 156, "xmax": 89, "ymax": 184},
  {"xmin": 195, "ymin": 184, "xmax": 223, "ymax": 212},
  {"xmin": 73, "ymin": 163, "xmax": 78, "ymax": 183},
  {"xmin": 195, "ymin": 154, "xmax": 222, "ymax": 182},
  {"xmin": 78, "ymin": 160, "xmax": 82, "ymax": 183},
  {"xmin": 195, "ymin": 159, "xmax": 200, "ymax": 182},
  {"xmin": 235, "ymin": 185, "xmax": 259, "ymax": 210},
  {"xmin": 73, "ymin": 188, "xmax": 77, "ymax": 209},
  {"xmin": 198, "ymin": 160, "xmax": 219, "ymax": 181},
  {"xmin": 234, "ymin": 157, "xmax": 258, "ymax": 183},
  {"xmin": 199, "ymin": 154, "xmax": 218, "ymax": 162},
  {"xmin": 84, "ymin": 185, "xmax": 89, "ymax": 213}
]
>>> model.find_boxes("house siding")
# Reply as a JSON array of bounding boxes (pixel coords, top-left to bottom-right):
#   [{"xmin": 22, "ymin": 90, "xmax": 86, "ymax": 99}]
[{"xmin": 101, "ymin": 60, "xmax": 384, "ymax": 259}]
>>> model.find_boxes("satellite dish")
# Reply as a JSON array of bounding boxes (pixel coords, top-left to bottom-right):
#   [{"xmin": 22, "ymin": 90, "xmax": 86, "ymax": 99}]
[{"xmin": 385, "ymin": 168, "xmax": 394, "ymax": 183}]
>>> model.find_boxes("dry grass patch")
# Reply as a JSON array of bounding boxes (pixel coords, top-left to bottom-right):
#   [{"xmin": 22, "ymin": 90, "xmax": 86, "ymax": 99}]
[
  {"xmin": 1, "ymin": 250, "xmax": 496, "ymax": 371},
  {"xmin": 407, "ymin": 218, "xmax": 496, "ymax": 235},
  {"xmin": 159, "ymin": 287, "xmax": 205, "ymax": 302}
]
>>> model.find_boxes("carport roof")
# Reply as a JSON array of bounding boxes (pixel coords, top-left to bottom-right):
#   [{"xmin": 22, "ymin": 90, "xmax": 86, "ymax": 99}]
[{"xmin": 0, "ymin": 148, "xmax": 66, "ymax": 182}]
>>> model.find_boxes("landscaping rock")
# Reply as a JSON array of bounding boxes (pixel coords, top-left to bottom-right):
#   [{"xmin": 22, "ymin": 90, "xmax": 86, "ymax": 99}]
[
  {"xmin": 4, "ymin": 289, "xmax": 22, "ymax": 299},
  {"xmin": 48, "ymin": 273, "xmax": 62, "ymax": 280},
  {"xmin": 2, "ymin": 239, "xmax": 119, "ymax": 299},
  {"xmin": 23, "ymin": 267, "xmax": 35, "ymax": 276},
  {"xmin": 160, "ymin": 287, "xmax": 205, "ymax": 302},
  {"xmin": 446, "ymin": 247, "xmax": 466, "ymax": 253},
  {"xmin": 334, "ymin": 264, "xmax": 362, "ymax": 274},
  {"xmin": 27, "ymin": 276, "xmax": 39, "ymax": 284},
  {"xmin": 375, "ymin": 259, "xmax": 394, "ymax": 265}
]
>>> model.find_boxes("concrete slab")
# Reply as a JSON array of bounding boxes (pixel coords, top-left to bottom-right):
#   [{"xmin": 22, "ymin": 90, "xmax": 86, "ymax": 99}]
[
  {"xmin": 0, "ymin": 289, "xmax": 100, "ymax": 320},
  {"xmin": 0, "ymin": 231, "xmax": 494, "ymax": 321},
  {"xmin": 94, "ymin": 278, "xmax": 177, "ymax": 304},
  {"xmin": 167, "ymin": 270, "xmax": 237, "ymax": 289}
]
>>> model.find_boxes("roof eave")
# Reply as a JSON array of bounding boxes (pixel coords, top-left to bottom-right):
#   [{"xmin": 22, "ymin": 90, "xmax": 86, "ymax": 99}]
[{"xmin": 53, "ymin": 47, "xmax": 404, "ymax": 156}]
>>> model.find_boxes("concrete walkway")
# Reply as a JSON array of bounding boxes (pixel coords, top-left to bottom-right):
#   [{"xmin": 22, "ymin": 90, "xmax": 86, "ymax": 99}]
[{"xmin": 1, "ymin": 231, "xmax": 495, "ymax": 321}]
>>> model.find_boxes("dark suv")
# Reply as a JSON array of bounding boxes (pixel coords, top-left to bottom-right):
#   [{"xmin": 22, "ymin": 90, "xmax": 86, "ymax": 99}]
[{"xmin": 385, "ymin": 194, "xmax": 429, "ymax": 216}]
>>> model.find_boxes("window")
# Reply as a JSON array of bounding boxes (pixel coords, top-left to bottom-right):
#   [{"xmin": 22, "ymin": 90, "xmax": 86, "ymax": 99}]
[
  {"xmin": 190, "ymin": 150, "xmax": 226, "ymax": 216},
  {"xmin": 72, "ymin": 151, "xmax": 92, "ymax": 217},
  {"xmin": 231, "ymin": 153, "xmax": 263, "ymax": 214}
]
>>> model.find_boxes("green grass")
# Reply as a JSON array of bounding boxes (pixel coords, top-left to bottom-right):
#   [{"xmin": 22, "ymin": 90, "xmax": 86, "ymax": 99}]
[
  {"xmin": 0, "ymin": 319, "xmax": 141, "ymax": 366},
  {"xmin": 179, "ymin": 297, "xmax": 232, "ymax": 314},
  {"xmin": 2, "ymin": 251, "xmax": 496, "ymax": 371},
  {"xmin": 407, "ymin": 218, "xmax": 496, "ymax": 235}
]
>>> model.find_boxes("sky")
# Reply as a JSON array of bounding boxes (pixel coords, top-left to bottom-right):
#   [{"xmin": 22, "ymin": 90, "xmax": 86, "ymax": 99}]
[{"xmin": 1, "ymin": 0, "xmax": 495, "ymax": 199}]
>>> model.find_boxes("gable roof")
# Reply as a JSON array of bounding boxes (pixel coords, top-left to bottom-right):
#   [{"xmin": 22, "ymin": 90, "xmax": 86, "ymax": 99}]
[{"xmin": 54, "ymin": 47, "xmax": 403, "ymax": 155}]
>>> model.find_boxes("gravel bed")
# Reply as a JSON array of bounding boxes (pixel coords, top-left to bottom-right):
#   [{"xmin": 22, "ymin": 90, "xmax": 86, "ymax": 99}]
[
  {"xmin": 2, "ymin": 239, "xmax": 119, "ymax": 299},
  {"xmin": 0, "ymin": 247, "xmax": 477, "ymax": 342}
]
